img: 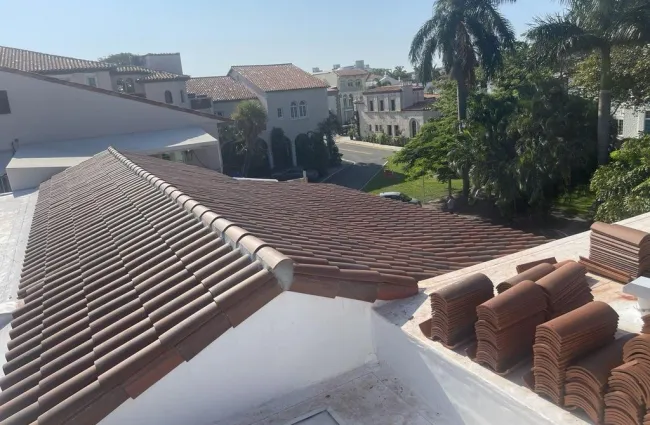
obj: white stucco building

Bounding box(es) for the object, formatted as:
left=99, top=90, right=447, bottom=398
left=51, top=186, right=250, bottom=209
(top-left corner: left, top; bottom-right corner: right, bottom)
left=0, top=66, right=227, bottom=192
left=358, top=84, right=440, bottom=139
left=187, top=64, right=330, bottom=167
left=313, top=68, right=369, bottom=124
left=613, top=106, right=650, bottom=139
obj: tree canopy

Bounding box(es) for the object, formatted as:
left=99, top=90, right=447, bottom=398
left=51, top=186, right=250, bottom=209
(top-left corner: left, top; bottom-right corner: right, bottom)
left=98, top=52, right=144, bottom=66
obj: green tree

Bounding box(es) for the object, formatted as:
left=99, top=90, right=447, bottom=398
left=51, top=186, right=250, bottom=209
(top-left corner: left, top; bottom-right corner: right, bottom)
left=388, top=66, right=411, bottom=81
left=526, top=0, right=650, bottom=165
left=231, top=101, right=268, bottom=177
left=98, top=52, right=143, bottom=66
left=572, top=45, right=650, bottom=109
left=409, top=0, right=516, bottom=123
left=591, top=135, right=650, bottom=222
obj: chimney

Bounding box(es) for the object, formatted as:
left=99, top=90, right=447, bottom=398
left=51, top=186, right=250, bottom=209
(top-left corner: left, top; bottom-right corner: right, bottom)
left=355, top=60, right=365, bottom=69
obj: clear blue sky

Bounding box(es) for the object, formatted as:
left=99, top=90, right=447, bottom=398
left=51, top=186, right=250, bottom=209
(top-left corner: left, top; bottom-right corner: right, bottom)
left=0, top=0, right=563, bottom=77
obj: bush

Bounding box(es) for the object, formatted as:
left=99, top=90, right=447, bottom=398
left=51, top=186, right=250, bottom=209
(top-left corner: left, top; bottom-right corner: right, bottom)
left=270, top=127, right=292, bottom=170
left=295, top=132, right=329, bottom=175
left=591, top=135, right=650, bottom=222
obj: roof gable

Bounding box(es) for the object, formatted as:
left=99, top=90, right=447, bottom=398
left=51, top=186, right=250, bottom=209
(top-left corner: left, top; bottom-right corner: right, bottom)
left=187, top=76, right=257, bottom=102
left=229, top=64, right=328, bottom=92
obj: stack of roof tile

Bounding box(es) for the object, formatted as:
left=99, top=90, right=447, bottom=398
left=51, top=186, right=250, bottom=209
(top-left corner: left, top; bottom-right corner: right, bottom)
left=533, top=301, right=619, bottom=406
left=535, top=261, right=592, bottom=319
left=564, top=334, right=635, bottom=424
left=604, top=360, right=650, bottom=425
left=623, top=333, right=650, bottom=363
left=645, top=410, right=650, bottom=425
left=474, top=280, right=547, bottom=373
left=495, top=263, right=556, bottom=294
left=430, top=273, right=494, bottom=348
left=590, top=222, right=650, bottom=279
left=643, top=315, right=650, bottom=334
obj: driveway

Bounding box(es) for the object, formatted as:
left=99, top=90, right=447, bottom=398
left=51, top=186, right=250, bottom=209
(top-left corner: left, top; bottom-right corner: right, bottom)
left=323, top=140, right=392, bottom=190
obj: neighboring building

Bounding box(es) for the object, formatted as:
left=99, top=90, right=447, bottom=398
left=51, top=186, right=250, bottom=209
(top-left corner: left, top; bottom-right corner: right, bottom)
left=0, top=149, right=548, bottom=425
left=0, top=46, right=191, bottom=108
left=0, top=66, right=227, bottom=192
left=358, top=84, right=440, bottom=139
left=187, top=64, right=330, bottom=167
left=613, top=106, right=650, bottom=139
left=313, top=68, right=368, bottom=124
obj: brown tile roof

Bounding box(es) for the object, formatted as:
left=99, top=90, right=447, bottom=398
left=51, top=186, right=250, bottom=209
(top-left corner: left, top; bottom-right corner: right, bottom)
left=230, top=64, right=328, bottom=92
left=122, top=153, right=548, bottom=286
left=0, top=45, right=113, bottom=74
left=0, top=150, right=290, bottom=424
left=335, top=68, right=368, bottom=77
left=187, top=76, right=257, bottom=102
left=114, top=66, right=189, bottom=82
left=402, top=99, right=438, bottom=111
left=363, top=86, right=403, bottom=94
left=0, top=66, right=229, bottom=122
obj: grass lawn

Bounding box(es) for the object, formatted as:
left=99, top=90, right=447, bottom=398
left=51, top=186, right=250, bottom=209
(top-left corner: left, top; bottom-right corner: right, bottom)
left=553, top=187, right=597, bottom=219
left=364, top=158, right=462, bottom=203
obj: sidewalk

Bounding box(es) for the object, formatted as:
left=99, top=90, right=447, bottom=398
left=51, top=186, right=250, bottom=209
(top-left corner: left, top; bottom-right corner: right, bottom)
left=335, top=136, right=403, bottom=152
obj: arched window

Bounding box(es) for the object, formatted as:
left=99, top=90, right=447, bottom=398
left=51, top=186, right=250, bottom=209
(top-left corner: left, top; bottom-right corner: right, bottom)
left=290, top=101, right=298, bottom=119
left=343, top=97, right=348, bottom=108
left=125, top=78, right=135, bottom=94
left=410, top=119, right=418, bottom=137
left=164, top=90, right=173, bottom=104
left=355, top=79, right=361, bottom=87
left=299, top=101, right=307, bottom=117
left=348, top=94, right=354, bottom=109
left=116, top=78, right=125, bottom=92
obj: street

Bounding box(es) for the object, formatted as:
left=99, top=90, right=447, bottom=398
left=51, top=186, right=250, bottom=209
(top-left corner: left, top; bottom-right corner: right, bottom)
left=323, top=140, right=393, bottom=190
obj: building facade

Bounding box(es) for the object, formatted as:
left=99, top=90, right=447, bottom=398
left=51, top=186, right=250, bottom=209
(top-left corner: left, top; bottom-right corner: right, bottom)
left=613, top=106, right=650, bottom=139
left=313, top=68, right=368, bottom=124
left=358, top=85, right=440, bottom=139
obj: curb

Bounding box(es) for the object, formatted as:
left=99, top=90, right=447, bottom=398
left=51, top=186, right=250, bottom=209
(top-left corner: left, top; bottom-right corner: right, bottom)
left=336, top=138, right=403, bottom=152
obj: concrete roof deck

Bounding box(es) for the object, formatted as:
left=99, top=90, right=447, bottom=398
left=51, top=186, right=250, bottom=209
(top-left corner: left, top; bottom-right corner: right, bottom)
left=374, top=212, right=650, bottom=425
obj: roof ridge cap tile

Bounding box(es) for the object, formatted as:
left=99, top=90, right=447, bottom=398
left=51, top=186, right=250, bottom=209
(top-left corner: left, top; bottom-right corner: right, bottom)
left=107, top=147, right=293, bottom=290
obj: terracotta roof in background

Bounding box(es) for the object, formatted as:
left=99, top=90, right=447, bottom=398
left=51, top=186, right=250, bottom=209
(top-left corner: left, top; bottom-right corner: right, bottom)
left=363, top=86, right=402, bottom=94
left=0, top=150, right=291, bottom=424
left=124, top=153, right=548, bottom=287
left=187, top=76, right=257, bottom=102
left=230, top=64, right=328, bottom=92
left=0, top=45, right=113, bottom=73
left=335, top=68, right=368, bottom=77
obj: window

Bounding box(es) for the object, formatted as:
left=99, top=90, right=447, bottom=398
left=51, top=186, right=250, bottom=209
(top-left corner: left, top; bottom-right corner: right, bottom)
left=277, top=107, right=283, bottom=119
left=379, top=99, right=385, bottom=111
left=348, top=94, right=353, bottom=108
left=0, top=91, right=10, bottom=114
left=645, top=111, right=650, bottom=133
left=86, top=76, right=97, bottom=87
left=390, top=99, right=396, bottom=111
left=299, top=101, right=307, bottom=117
left=387, top=125, right=393, bottom=136
left=617, top=119, right=624, bottom=136
left=291, top=101, right=298, bottom=119
left=180, top=90, right=186, bottom=103
left=375, top=125, right=379, bottom=131
left=343, top=97, right=348, bottom=108
left=356, top=79, right=361, bottom=87
left=369, top=124, right=372, bottom=132
left=410, top=119, right=418, bottom=137
left=125, top=78, right=135, bottom=93
left=379, top=125, right=384, bottom=133
left=395, top=125, right=399, bottom=135
left=369, top=100, right=374, bottom=111
left=164, top=90, right=173, bottom=104
left=347, top=80, right=353, bottom=87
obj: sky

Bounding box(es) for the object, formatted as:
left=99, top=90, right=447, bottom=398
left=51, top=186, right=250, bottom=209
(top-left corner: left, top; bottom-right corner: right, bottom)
left=0, top=0, right=564, bottom=77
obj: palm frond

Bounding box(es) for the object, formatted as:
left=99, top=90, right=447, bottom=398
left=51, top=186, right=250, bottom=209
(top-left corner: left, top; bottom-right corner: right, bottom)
left=526, top=14, right=604, bottom=63
left=409, top=18, right=438, bottom=64
left=608, top=0, right=650, bottom=44
left=464, top=16, right=503, bottom=78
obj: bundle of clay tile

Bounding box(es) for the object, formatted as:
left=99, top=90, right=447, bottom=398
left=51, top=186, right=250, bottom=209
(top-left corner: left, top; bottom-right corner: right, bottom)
left=645, top=410, right=650, bottom=425
left=430, top=273, right=494, bottom=348
left=474, top=280, right=547, bottom=373
left=643, top=315, right=650, bottom=334
left=604, top=360, right=650, bottom=425
left=590, top=221, right=650, bottom=279
left=623, top=333, right=650, bottom=363
left=564, top=334, right=635, bottom=424
left=535, top=261, right=592, bottom=319
left=533, top=301, right=619, bottom=406
left=496, top=262, right=556, bottom=294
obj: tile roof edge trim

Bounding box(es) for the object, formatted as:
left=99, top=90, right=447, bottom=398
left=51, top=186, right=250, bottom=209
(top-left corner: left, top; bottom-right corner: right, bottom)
left=107, top=147, right=294, bottom=290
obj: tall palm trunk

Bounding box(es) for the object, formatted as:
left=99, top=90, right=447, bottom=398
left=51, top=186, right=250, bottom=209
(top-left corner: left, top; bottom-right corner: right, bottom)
left=455, top=75, right=470, bottom=198
left=597, top=45, right=612, bottom=165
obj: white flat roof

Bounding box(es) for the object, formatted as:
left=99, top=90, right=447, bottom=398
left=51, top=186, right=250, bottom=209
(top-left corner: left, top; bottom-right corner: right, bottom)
left=375, top=211, right=650, bottom=425
left=6, top=126, right=216, bottom=169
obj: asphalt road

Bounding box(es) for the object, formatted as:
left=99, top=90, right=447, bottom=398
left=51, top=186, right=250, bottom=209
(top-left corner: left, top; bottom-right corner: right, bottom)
left=323, top=141, right=392, bottom=190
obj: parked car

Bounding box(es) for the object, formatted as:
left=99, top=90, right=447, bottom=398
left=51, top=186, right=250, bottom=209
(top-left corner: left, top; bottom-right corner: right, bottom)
left=379, top=192, right=422, bottom=206
left=271, top=167, right=319, bottom=182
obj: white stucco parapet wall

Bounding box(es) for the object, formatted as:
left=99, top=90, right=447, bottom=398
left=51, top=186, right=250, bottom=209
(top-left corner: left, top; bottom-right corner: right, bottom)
left=373, top=211, right=650, bottom=425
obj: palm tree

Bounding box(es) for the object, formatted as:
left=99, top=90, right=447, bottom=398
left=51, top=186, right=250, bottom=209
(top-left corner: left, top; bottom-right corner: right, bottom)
left=526, top=0, right=650, bottom=164
left=409, top=0, right=516, bottom=123
left=409, top=0, right=516, bottom=197
left=231, top=100, right=267, bottom=177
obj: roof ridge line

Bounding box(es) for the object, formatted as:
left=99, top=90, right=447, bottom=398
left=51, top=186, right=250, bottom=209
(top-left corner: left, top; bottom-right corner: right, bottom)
left=107, top=147, right=294, bottom=290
